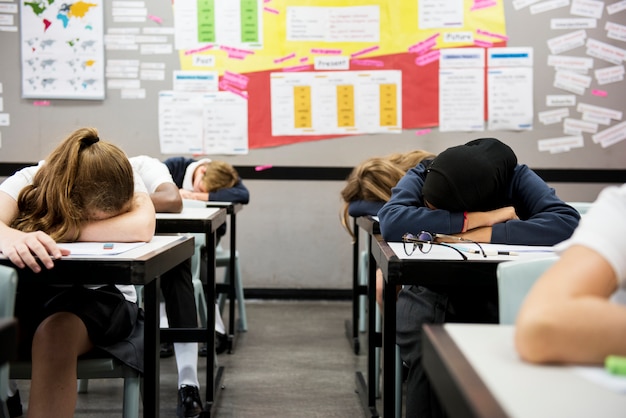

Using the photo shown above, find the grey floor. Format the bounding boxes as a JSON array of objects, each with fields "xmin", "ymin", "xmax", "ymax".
[{"xmin": 13, "ymin": 300, "xmax": 373, "ymax": 418}]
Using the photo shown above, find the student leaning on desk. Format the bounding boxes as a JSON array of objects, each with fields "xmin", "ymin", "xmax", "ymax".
[
  {"xmin": 130, "ymin": 155, "xmax": 214, "ymax": 418},
  {"xmin": 340, "ymin": 149, "xmax": 436, "ymax": 310},
  {"xmin": 377, "ymin": 137, "xmax": 581, "ymax": 418},
  {"xmin": 0, "ymin": 128, "xmax": 155, "ymax": 418},
  {"xmin": 516, "ymin": 183, "xmax": 626, "ymax": 367},
  {"xmin": 163, "ymin": 156, "xmax": 250, "ymax": 204},
  {"xmin": 163, "ymin": 156, "xmax": 249, "ymax": 360}
]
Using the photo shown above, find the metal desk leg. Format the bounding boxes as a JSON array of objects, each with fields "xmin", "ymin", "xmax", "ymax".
[
  {"xmin": 382, "ymin": 273, "xmax": 398, "ymax": 418},
  {"xmin": 346, "ymin": 217, "xmax": 361, "ymax": 354},
  {"xmin": 143, "ymin": 277, "xmax": 161, "ymax": 418}
]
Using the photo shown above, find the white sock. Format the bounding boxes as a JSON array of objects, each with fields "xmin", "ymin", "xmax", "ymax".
[
  {"xmin": 8, "ymin": 379, "xmax": 18, "ymax": 396},
  {"xmin": 160, "ymin": 301, "xmax": 169, "ymax": 328},
  {"xmin": 174, "ymin": 342, "xmax": 200, "ymax": 388},
  {"xmin": 215, "ymin": 303, "xmax": 225, "ymax": 334}
]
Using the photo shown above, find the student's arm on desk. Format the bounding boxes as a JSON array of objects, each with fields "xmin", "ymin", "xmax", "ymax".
[
  {"xmin": 179, "ymin": 189, "xmax": 208, "ymax": 201},
  {"xmin": 515, "ymin": 245, "xmax": 626, "ymax": 364},
  {"xmin": 209, "ymin": 179, "xmax": 249, "ymax": 204},
  {"xmin": 79, "ymin": 192, "xmax": 155, "ymax": 243},
  {"xmin": 0, "ymin": 191, "xmax": 68, "ymax": 272},
  {"xmin": 151, "ymin": 182, "xmax": 183, "ymax": 213}
]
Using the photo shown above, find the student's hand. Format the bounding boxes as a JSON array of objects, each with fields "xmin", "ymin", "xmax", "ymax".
[
  {"xmin": 178, "ymin": 189, "xmax": 195, "ymax": 200},
  {"xmin": 0, "ymin": 230, "xmax": 69, "ymax": 273},
  {"xmin": 178, "ymin": 189, "xmax": 209, "ymax": 201},
  {"xmin": 467, "ymin": 206, "xmax": 518, "ymax": 230},
  {"xmin": 487, "ymin": 206, "xmax": 519, "ymax": 224}
]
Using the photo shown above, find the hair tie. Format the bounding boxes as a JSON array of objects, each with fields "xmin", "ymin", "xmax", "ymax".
[{"xmin": 81, "ymin": 136, "xmax": 99, "ymax": 146}]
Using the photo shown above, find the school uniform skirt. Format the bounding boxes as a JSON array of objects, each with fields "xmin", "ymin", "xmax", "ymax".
[{"xmin": 15, "ymin": 284, "xmax": 144, "ymax": 373}]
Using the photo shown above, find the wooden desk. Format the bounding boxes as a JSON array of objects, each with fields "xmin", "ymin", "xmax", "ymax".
[
  {"xmin": 423, "ymin": 323, "xmax": 626, "ymax": 418},
  {"xmin": 0, "ymin": 234, "xmax": 194, "ymax": 418},
  {"xmin": 365, "ymin": 238, "xmax": 552, "ymax": 418},
  {"xmin": 205, "ymin": 201, "xmax": 244, "ymax": 353},
  {"xmin": 155, "ymin": 206, "xmax": 227, "ymax": 413}
]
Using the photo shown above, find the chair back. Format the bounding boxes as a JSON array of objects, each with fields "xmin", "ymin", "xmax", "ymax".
[
  {"xmin": 0, "ymin": 265, "xmax": 18, "ymax": 406},
  {"xmin": 496, "ymin": 256, "xmax": 559, "ymax": 325},
  {"xmin": 0, "ymin": 265, "xmax": 18, "ymax": 319},
  {"xmin": 567, "ymin": 201, "xmax": 592, "ymax": 215}
]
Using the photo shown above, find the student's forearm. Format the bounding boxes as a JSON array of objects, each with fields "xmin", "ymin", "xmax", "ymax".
[
  {"xmin": 516, "ymin": 299, "xmax": 626, "ymax": 364},
  {"xmin": 516, "ymin": 246, "xmax": 622, "ymax": 364},
  {"xmin": 460, "ymin": 226, "xmax": 492, "ymax": 243},
  {"xmin": 79, "ymin": 193, "xmax": 155, "ymax": 242}
]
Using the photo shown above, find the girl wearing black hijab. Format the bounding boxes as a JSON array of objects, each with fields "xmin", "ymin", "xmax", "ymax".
[{"xmin": 378, "ymin": 138, "xmax": 580, "ymax": 418}]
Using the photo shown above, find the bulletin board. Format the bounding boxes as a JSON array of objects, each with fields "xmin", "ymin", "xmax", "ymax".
[
  {"xmin": 173, "ymin": 0, "xmax": 506, "ymax": 149},
  {"xmin": 0, "ymin": 0, "xmax": 624, "ymax": 171}
]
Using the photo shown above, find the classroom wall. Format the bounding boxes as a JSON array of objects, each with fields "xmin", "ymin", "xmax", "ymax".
[{"xmin": 1, "ymin": 1, "xmax": 625, "ymax": 290}]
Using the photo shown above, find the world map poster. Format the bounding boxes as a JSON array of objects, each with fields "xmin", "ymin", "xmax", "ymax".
[{"xmin": 20, "ymin": 0, "xmax": 105, "ymax": 100}]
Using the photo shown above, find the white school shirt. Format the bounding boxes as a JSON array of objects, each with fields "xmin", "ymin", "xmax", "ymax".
[
  {"xmin": 555, "ymin": 183, "xmax": 626, "ymax": 303},
  {"xmin": 129, "ymin": 155, "xmax": 176, "ymax": 193},
  {"xmin": 0, "ymin": 161, "xmax": 149, "ymax": 303},
  {"xmin": 182, "ymin": 158, "xmax": 211, "ymax": 191}
]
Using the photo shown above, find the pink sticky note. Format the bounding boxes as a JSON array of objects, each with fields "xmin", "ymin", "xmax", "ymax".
[
  {"xmin": 148, "ymin": 15, "xmax": 163, "ymax": 24},
  {"xmin": 415, "ymin": 128, "xmax": 432, "ymax": 136},
  {"xmin": 592, "ymin": 89, "xmax": 607, "ymax": 97},
  {"xmin": 33, "ymin": 100, "xmax": 50, "ymax": 106},
  {"xmin": 351, "ymin": 59, "xmax": 384, "ymax": 67},
  {"xmin": 351, "ymin": 45, "xmax": 380, "ymax": 58},
  {"xmin": 255, "ymin": 164, "xmax": 273, "ymax": 171},
  {"xmin": 274, "ymin": 53, "xmax": 296, "ymax": 64}
]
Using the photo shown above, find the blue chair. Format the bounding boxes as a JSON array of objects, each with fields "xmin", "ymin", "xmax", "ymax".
[
  {"xmin": 567, "ymin": 201, "xmax": 592, "ymax": 215},
  {"xmin": 0, "ymin": 265, "xmax": 18, "ymax": 418},
  {"xmin": 496, "ymin": 256, "xmax": 559, "ymax": 325}
]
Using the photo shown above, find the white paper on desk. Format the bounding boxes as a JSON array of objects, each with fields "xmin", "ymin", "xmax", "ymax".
[
  {"xmin": 573, "ymin": 366, "xmax": 626, "ymax": 395},
  {"xmin": 57, "ymin": 242, "xmax": 146, "ymax": 256},
  {"xmin": 388, "ymin": 242, "xmax": 555, "ymax": 260}
]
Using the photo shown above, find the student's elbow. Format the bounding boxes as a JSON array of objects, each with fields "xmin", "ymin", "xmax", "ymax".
[
  {"xmin": 138, "ymin": 217, "xmax": 156, "ymax": 242},
  {"xmin": 164, "ymin": 195, "xmax": 183, "ymax": 213},
  {"xmin": 514, "ymin": 308, "xmax": 559, "ymax": 363},
  {"xmin": 136, "ymin": 194, "xmax": 157, "ymax": 241}
]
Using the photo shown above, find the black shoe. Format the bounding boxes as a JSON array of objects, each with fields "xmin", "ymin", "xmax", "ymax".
[
  {"xmin": 7, "ymin": 390, "xmax": 23, "ymax": 418},
  {"xmin": 177, "ymin": 385, "xmax": 204, "ymax": 418},
  {"xmin": 216, "ymin": 332, "xmax": 228, "ymax": 355},
  {"xmin": 160, "ymin": 342, "xmax": 174, "ymax": 358},
  {"xmin": 198, "ymin": 332, "xmax": 228, "ymax": 357}
]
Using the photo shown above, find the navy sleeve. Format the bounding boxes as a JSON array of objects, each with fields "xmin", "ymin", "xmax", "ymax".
[
  {"xmin": 378, "ymin": 163, "xmax": 580, "ymax": 245},
  {"xmin": 490, "ymin": 165, "xmax": 580, "ymax": 246},
  {"xmin": 348, "ymin": 200, "xmax": 385, "ymax": 218},
  {"xmin": 209, "ymin": 178, "xmax": 250, "ymax": 204},
  {"xmin": 163, "ymin": 157, "xmax": 194, "ymax": 188},
  {"xmin": 378, "ymin": 162, "xmax": 465, "ymax": 241}
]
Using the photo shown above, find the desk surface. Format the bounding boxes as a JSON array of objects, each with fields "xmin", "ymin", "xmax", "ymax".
[
  {"xmin": 0, "ymin": 235, "xmax": 194, "ymax": 285},
  {"xmin": 424, "ymin": 324, "xmax": 626, "ymax": 418},
  {"xmin": 205, "ymin": 200, "xmax": 243, "ymax": 215},
  {"xmin": 156, "ymin": 207, "xmax": 227, "ymax": 234}
]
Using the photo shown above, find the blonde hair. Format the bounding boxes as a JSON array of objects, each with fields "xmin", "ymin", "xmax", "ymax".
[
  {"xmin": 12, "ymin": 127, "xmax": 134, "ymax": 242},
  {"xmin": 201, "ymin": 160, "xmax": 239, "ymax": 192},
  {"xmin": 340, "ymin": 150, "xmax": 436, "ymax": 239}
]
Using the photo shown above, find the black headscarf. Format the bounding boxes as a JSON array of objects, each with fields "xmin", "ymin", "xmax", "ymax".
[{"xmin": 422, "ymin": 138, "xmax": 517, "ymax": 212}]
